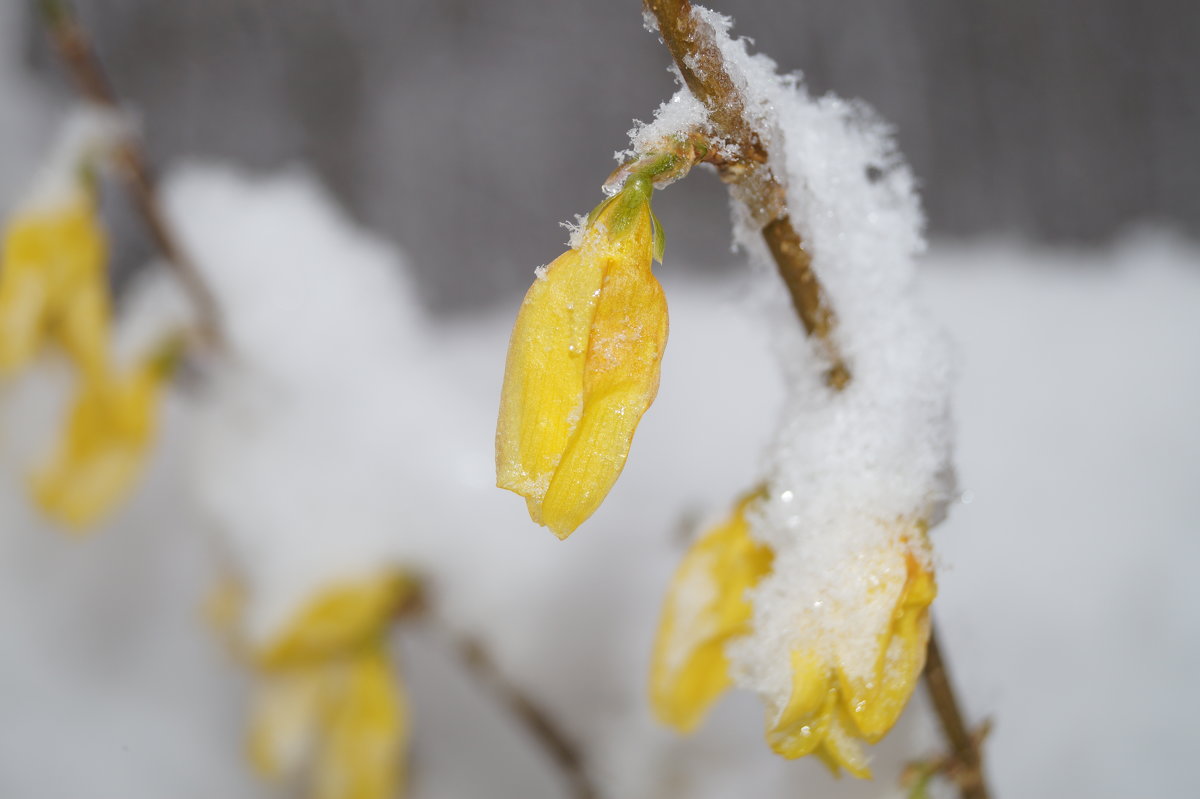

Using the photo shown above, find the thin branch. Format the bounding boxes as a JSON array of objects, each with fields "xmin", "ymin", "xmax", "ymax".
[
  {"xmin": 38, "ymin": 0, "xmax": 224, "ymax": 351},
  {"xmin": 455, "ymin": 634, "xmax": 596, "ymax": 799},
  {"xmin": 643, "ymin": 0, "xmax": 849, "ymax": 389},
  {"xmin": 394, "ymin": 579, "xmax": 595, "ymax": 799},
  {"xmin": 923, "ymin": 622, "xmax": 992, "ymax": 799}
]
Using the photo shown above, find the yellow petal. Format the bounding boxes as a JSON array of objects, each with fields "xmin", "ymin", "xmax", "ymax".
[
  {"xmin": 259, "ymin": 571, "xmax": 415, "ymax": 671},
  {"xmin": 496, "ymin": 248, "xmax": 601, "ymax": 525},
  {"xmin": 32, "ymin": 355, "xmax": 165, "ymax": 530},
  {"xmin": 766, "ymin": 649, "xmax": 837, "ymax": 758},
  {"xmin": 314, "ymin": 644, "xmax": 408, "ymax": 799},
  {"xmin": 54, "ymin": 278, "xmax": 111, "ymax": 380},
  {"xmin": 815, "ymin": 704, "xmax": 873, "ymax": 779},
  {"xmin": 496, "ymin": 183, "xmax": 668, "ymax": 539},
  {"xmin": 651, "ymin": 492, "xmax": 773, "ymax": 731},
  {"xmin": 0, "ymin": 253, "xmax": 53, "ymax": 373},
  {"xmin": 0, "ymin": 191, "xmax": 109, "ymax": 376},
  {"xmin": 248, "ymin": 665, "xmax": 326, "ymax": 778},
  {"xmin": 837, "ymin": 544, "xmax": 936, "ymax": 742}
]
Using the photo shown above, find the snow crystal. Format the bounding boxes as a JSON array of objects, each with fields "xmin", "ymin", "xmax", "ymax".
[
  {"xmin": 619, "ymin": 90, "xmax": 712, "ymax": 166},
  {"xmin": 561, "ymin": 213, "xmax": 588, "ymax": 249},
  {"xmin": 633, "ymin": 7, "xmax": 956, "ymax": 708}
]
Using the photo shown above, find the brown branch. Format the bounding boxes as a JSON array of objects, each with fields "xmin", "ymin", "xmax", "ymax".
[
  {"xmin": 923, "ymin": 622, "xmax": 992, "ymax": 799},
  {"xmin": 453, "ymin": 634, "xmax": 596, "ymax": 799},
  {"xmin": 394, "ymin": 577, "xmax": 595, "ymax": 798},
  {"xmin": 38, "ymin": 0, "xmax": 224, "ymax": 351},
  {"xmin": 646, "ymin": 6, "xmax": 990, "ymax": 795},
  {"xmin": 643, "ymin": 0, "xmax": 849, "ymax": 389}
]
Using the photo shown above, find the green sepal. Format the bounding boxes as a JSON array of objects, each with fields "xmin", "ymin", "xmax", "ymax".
[
  {"xmin": 651, "ymin": 207, "xmax": 666, "ymax": 264},
  {"xmin": 587, "ymin": 175, "xmax": 653, "ymax": 239}
]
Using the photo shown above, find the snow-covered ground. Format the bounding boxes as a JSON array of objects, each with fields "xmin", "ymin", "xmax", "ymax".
[{"xmin": 0, "ymin": 158, "xmax": 1195, "ymax": 797}]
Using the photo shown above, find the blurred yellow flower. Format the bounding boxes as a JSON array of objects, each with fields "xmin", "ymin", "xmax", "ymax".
[
  {"xmin": 246, "ymin": 571, "xmax": 413, "ymax": 799},
  {"xmin": 496, "ymin": 176, "xmax": 668, "ymax": 539},
  {"xmin": 651, "ymin": 496, "xmax": 936, "ymax": 778},
  {"xmin": 650, "ymin": 490, "xmax": 772, "ymax": 731},
  {"xmin": 32, "ymin": 340, "xmax": 177, "ymax": 531},
  {"xmin": 0, "ymin": 186, "xmax": 110, "ymax": 378}
]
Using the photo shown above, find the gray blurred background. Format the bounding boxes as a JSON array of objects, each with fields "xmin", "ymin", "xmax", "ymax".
[{"xmin": 6, "ymin": 0, "xmax": 1199, "ymax": 310}]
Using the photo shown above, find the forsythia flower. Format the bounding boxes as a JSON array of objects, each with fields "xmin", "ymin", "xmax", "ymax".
[
  {"xmin": 650, "ymin": 495, "xmax": 936, "ymax": 778},
  {"xmin": 496, "ymin": 175, "xmax": 668, "ymax": 539},
  {"xmin": 239, "ymin": 571, "xmax": 414, "ymax": 799},
  {"xmin": 0, "ymin": 184, "xmax": 110, "ymax": 378},
  {"xmin": 650, "ymin": 491, "xmax": 773, "ymax": 731},
  {"xmin": 32, "ymin": 339, "xmax": 177, "ymax": 530}
]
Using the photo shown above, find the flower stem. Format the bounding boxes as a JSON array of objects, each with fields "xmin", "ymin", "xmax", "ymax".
[
  {"xmin": 923, "ymin": 622, "xmax": 992, "ymax": 799},
  {"xmin": 37, "ymin": 0, "xmax": 225, "ymax": 352},
  {"xmin": 642, "ymin": 0, "xmax": 849, "ymax": 389}
]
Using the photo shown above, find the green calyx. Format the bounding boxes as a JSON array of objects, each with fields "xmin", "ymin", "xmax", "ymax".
[
  {"xmin": 585, "ymin": 134, "xmax": 713, "ymax": 263},
  {"xmin": 586, "ymin": 173, "xmax": 665, "ymax": 263}
]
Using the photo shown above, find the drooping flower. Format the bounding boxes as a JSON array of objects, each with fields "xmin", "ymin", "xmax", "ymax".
[
  {"xmin": 764, "ymin": 531, "xmax": 935, "ymax": 778},
  {"xmin": 0, "ymin": 183, "xmax": 110, "ymax": 379},
  {"xmin": 650, "ymin": 494, "xmax": 936, "ymax": 778},
  {"xmin": 237, "ymin": 570, "xmax": 414, "ymax": 799},
  {"xmin": 31, "ymin": 337, "xmax": 179, "ymax": 531},
  {"xmin": 650, "ymin": 490, "xmax": 773, "ymax": 731},
  {"xmin": 496, "ymin": 175, "xmax": 668, "ymax": 539}
]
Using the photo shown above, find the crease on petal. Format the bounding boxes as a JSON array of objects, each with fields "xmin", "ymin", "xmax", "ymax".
[
  {"xmin": 496, "ymin": 248, "xmax": 599, "ymax": 519},
  {"xmin": 815, "ymin": 703, "xmax": 873, "ymax": 779}
]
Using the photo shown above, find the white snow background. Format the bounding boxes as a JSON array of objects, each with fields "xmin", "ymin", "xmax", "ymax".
[{"xmin": 0, "ymin": 159, "xmax": 1196, "ymax": 799}]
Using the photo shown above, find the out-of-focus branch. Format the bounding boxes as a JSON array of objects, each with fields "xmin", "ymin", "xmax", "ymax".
[
  {"xmin": 643, "ymin": 0, "xmax": 849, "ymax": 389},
  {"xmin": 395, "ymin": 580, "xmax": 595, "ymax": 799},
  {"xmin": 38, "ymin": 0, "xmax": 224, "ymax": 351},
  {"xmin": 456, "ymin": 635, "xmax": 596, "ymax": 799},
  {"xmin": 923, "ymin": 622, "xmax": 992, "ymax": 799}
]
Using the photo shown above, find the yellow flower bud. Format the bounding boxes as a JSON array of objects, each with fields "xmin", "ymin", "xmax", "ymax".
[
  {"xmin": 31, "ymin": 345, "xmax": 172, "ymax": 531},
  {"xmin": 496, "ymin": 178, "xmax": 668, "ymax": 539},
  {"xmin": 650, "ymin": 491, "xmax": 773, "ymax": 731},
  {"xmin": 242, "ymin": 571, "xmax": 412, "ymax": 799},
  {"xmin": 0, "ymin": 187, "xmax": 110, "ymax": 378}
]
